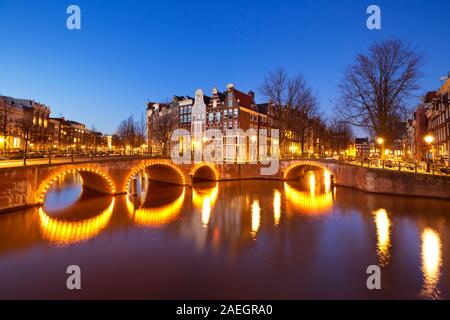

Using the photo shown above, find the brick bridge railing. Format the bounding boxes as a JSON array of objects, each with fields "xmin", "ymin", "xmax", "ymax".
[{"xmin": 1, "ymin": 157, "xmax": 450, "ymax": 213}]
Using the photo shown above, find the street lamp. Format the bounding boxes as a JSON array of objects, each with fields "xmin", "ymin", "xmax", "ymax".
[
  {"xmin": 424, "ymin": 134, "xmax": 434, "ymax": 145},
  {"xmin": 424, "ymin": 134, "xmax": 434, "ymax": 173},
  {"xmin": 376, "ymin": 137, "xmax": 385, "ymax": 163}
]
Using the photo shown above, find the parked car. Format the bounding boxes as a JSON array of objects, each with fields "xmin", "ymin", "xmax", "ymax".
[{"xmin": 384, "ymin": 160, "xmax": 395, "ymax": 168}]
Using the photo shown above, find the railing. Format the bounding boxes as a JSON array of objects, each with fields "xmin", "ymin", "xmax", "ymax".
[
  {"xmin": 0, "ymin": 152, "xmax": 169, "ymax": 168},
  {"xmin": 341, "ymin": 158, "xmax": 450, "ymax": 177}
]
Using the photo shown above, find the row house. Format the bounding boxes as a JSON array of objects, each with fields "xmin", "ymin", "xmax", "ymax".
[
  {"xmin": 406, "ymin": 75, "xmax": 450, "ymax": 163},
  {"xmin": 0, "ymin": 96, "xmax": 51, "ymax": 152},
  {"xmin": 147, "ymin": 84, "xmax": 283, "ymax": 161},
  {"xmin": 427, "ymin": 77, "xmax": 450, "ymax": 162},
  {"xmin": 205, "ymin": 84, "xmax": 279, "ymax": 162}
]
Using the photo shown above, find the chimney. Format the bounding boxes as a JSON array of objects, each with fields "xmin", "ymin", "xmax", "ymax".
[{"xmin": 248, "ymin": 90, "xmax": 255, "ymax": 100}]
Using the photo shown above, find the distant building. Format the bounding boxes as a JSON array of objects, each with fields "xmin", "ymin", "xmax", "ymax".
[
  {"xmin": 428, "ymin": 77, "xmax": 450, "ymax": 163},
  {"xmin": 355, "ymin": 137, "xmax": 370, "ymax": 159},
  {"xmin": 147, "ymin": 84, "xmax": 283, "ymax": 161},
  {"xmin": 0, "ymin": 96, "xmax": 51, "ymax": 152}
]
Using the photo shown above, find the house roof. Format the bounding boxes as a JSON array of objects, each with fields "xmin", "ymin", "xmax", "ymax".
[
  {"xmin": 233, "ymin": 89, "xmax": 254, "ymax": 108},
  {"xmin": 257, "ymin": 103, "xmax": 269, "ymax": 114}
]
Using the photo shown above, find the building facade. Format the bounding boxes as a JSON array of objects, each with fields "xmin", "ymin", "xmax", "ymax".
[{"xmin": 0, "ymin": 96, "xmax": 51, "ymax": 153}]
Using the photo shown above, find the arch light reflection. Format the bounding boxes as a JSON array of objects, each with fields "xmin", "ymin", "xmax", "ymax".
[
  {"xmin": 284, "ymin": 183, "xmax": 333, "ymax": 216},
  {"xmin": 192, "ymin": 183, "xmax": 219, "ymax": 228},
  {"xmin": 421, "ymin": 227, "xmax": 442, "ymax": 299},
  {"xmin": 38, "ymin": 198, "xmax": 115, "ymax": 246},
  {"xmin": 373, "ymin": 208, "xmax": 391, "ymax": 266},
  {"xmin": 251, "ymin": 200, "xmax": 261, "ymax": 238},
  {"xmin": 273, "ymin": 190, "xmax": 281, "ymax": 226},
  {"xmin": 128, "ymin": 188, "xmax": 186, "ymax": 227}
]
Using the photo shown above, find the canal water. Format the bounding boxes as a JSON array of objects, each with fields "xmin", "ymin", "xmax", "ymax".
[{"xmin": 0, "ymin": 171, "xmax": 449, "ymax": 299}]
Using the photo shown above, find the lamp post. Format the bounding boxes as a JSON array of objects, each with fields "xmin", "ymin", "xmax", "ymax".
[
  {"xmin": 376, "ymin": 137, "xmax": 384, "ymax": 166},
  {"xmin": 424, "ymin": 134, "xmax": 434, "ymax": 173}
]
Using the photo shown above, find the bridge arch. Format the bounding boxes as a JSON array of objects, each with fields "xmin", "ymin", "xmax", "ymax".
[
  {"xmin": 37, "ymin": 168, "xmax": 116, "ymax": 204},
  {"xmin": 190, "ymin": 164, "xmax": 219, "ymax": 182},
  {"xmin": 124, "ymin": 160, "xmax": 187, "ymax": 193},
  {"xmin": 283, "ymin": 160, "xmax": 336, "ymax": 182}
]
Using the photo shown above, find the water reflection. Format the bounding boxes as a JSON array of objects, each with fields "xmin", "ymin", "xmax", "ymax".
[
  {"xmin": 373, "ymin": 208, "xmax": 391, "ymax": 266},
  {"xmin": 3, "ymin": 173, "xmax": 450, "ymax": 299},
  {"xmin": 284, "ymin": 184, "xmax": 333, "ymax": 215},
  {"xmin": 38, "ymin": 199, "xmax": 115, "ymax": 246},
  {"xmin": 421, "ymin": 227, "xmax": 442, "ymax": 299},
  {"xmin": 127, "ymin": 183, "xmax": 186, "ymax": 228},
  {"xmin": 273, "ymin": 190, "xmax": 281, "ymax": 226},
  {"xmin": 192, "ymin": 183, "xmax": 219, "ymax": 228},
  {"xmin": 251, "ymin": 200, "xmax": 261, "ymax": 238}
]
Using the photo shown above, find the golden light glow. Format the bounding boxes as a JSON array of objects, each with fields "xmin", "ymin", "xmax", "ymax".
[
  {"xmin": 192, "ymin": 183, "xmax": 219, "ymax": 228},
  {"xmin": 38, "ymin": 198, "xmax": 115, "ymax": 246},
  {"xmin": 190, "ymin": 164, "xmax": 219, "ymax": 181},
  {"xmin": 125, "ymin": 160, "xmax": 187, "ymax": 193},
  {"xmin": 129, "ymin": 188, "xmax": 186, "ymax": 227},
  {"xmin": 308, "ymin": 171, "xmax": 316, "ymax": 196},
  {"xmin": 373, "ymin": 208, "xmax": 391, "ymax": 266},
  {"xmin": 284, "ymin": 182, "xmax": 333, "ymax": 215},
  {"xmin": 421, "ymin": 227, "xmax": 442, "ymax": 299},
  {"xmin": 38, "ymin": 169, "xmax": 116, "ymax": 203},
  {"xmin": 376, "ymin": 137, "xmax": 384, "ymax": 145},
  {"xmin": 284, "ymin": 161, "xmax": 334, "ymax": 181},
  {"xmin": 251, "ymin": 200, "xmax": 261, "ymax": 238},
  {"xmin": 324, "ymin": 170, "xmax": 331, "ymax": 194},
  {"xmin": 273, "ymin": 190, "xmax": 281, "ymax": 226},
  {"xmin": 424, "ymin": 135, "xmax": 434, "ymax": 145}
]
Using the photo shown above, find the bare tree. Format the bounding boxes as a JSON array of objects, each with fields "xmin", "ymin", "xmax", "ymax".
[
  {"xmin": 335, "ymin": 38, "xmax": 423, "ymax": 148},
  {"xmin": 135, "ymin": 113, "xmax": 147, "ymax": 150},
  {"xmin": 329, "ymin": 119, "xmax": 353, "ymax": 155},
  {"xmin": 117, "ymin": 116, "xmax": 136, "ymax": 155},
  {"xmin": 20, "ymin": 112, "xmax": 35, "ymax": 165},
  {"xmin": 0, "ymin": 98, "xmax": 14, "ymax": 156},
  {"xmin": 151, "ymin": 108, "xmax": 178, "ymax": 157},
  {"xmin": 261, "ymin": 68, "xmax": 320, "ymax": 157}
]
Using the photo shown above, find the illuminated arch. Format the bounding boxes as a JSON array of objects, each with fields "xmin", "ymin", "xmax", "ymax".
[
  {"xmin": 37, "ymin": 168, "xmax": 116, "ymax": 204},
  {"xmin": 38, "ymin": 198, "xmax": 115, "ymax": 246},
  {"xmin": 283, "ymin": 160, "xmax": 335, "ymax": 181},
  {"xmin": 124, "ymin": 160, "xmax": 187, "ymax": 192},
  {"xmin": 190, "ymin": 163, "xmax": 219, "ymax": 181}
]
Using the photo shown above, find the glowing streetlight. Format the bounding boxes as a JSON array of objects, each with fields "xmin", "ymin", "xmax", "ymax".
[
  {"xmin": 424, "ymin": 135, "xmax": 434, "ymax": 145},
  {"xmin": 376, "ymin": 137, "xmax": 385, "ymax": 161},
  {"xmin": 424, "ymin": 134, "xmax": 435, "ymax": 172}
]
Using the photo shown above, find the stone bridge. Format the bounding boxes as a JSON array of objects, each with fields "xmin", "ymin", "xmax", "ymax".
[
  {"xmin": 0, "ymin": 157, "xmax": 340, "ymax": 213},
  {"xmin": 1, "ymin": 157, "xmax": 450, "ymax": 213}
]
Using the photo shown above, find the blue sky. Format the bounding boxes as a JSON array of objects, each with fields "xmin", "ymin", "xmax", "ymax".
[{"xmin": 0, "ymin": 0, "xmax": 449, "ymax": 134}]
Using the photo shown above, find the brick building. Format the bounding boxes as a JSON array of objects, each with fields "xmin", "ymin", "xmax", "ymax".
[{"xmin": 0, "ymin": 96, "xmax": 51, "ymax": 152}]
